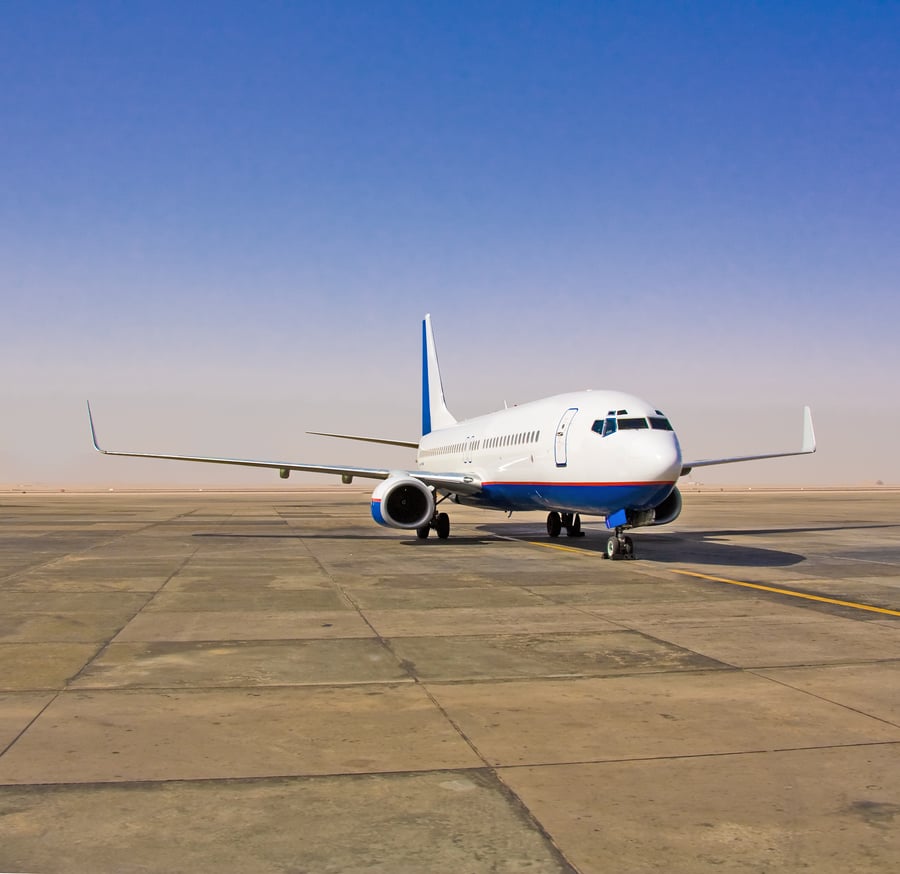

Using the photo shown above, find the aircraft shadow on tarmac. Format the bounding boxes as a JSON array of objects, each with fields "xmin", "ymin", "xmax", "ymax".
[
  {"xmin": 474, "ymin": 524, "xmax": 808, "ymax": 568},
  {"xmin": 193, "ymin": 532, "xmax": 404, "ymax": 542},
  {"xmin": 192, "ymin": 522, "xmax": 898, "ymax": 569},
  {"xmin": 192, "ymin": 532, "xmax": 504, "ymax": 545},
  {"xmin": 627, "ymin": 534, "xmax": 804, "ymax": 567},
  {"xmin": 642, "ymin": 522, "xmax": 900, "ymax": 568},
  {"xmin": 189, "ymin": 529, "xmax": 803, "ymax": 565},
  {"xmin": 681, "ymin": 522, "xmax": 900, "ymax": 538}
]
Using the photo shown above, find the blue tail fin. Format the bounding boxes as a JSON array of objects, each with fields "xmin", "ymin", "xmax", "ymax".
[{"xmin": 422, "ymin": 314, "xmax": 457, "ymax": 436}]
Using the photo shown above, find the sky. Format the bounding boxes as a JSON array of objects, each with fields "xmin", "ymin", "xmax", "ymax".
[{"xmin": 2, "ymin": 1, "xmax": 899, "ymax": 488}]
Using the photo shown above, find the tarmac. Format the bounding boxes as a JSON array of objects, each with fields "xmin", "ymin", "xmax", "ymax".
[{"xmin": 0, "ymin": 488, "xmax": 898, "ymax": 873}]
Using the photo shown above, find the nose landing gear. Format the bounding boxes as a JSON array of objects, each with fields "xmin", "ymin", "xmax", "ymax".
[
  {"xmin": 544, "ymin": 513, "xmax": 636, "ymax": 557},
  {"xmin": 604, "ymin": 529, "xmax": 634, "ymax": 560}
]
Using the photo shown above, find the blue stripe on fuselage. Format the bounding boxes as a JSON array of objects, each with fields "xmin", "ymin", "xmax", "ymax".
[{"xmin": 470, "ymin": 481, "xmax": 675, "ymax": 515}]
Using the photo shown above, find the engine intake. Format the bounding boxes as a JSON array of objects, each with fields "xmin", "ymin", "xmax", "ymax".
[
  {"xmin": 649, "ymin": 486, "xmax": 682, "ymax": 526},
  {"xmin": 624, "ymin": 486, "xmax": 682, "ymax": 529},
  {"xmin": 371, "ymin": 476, "xmax": 435, "ymax": 529}
]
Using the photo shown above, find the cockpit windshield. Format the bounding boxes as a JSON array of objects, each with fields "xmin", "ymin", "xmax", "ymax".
[
  {"xmin": 592, "ymin": 411, "xmax": 673, "ymax": 437},
  {"xmin": 591, "ymin": 416, "xmax": 617, "ymax": 437}
]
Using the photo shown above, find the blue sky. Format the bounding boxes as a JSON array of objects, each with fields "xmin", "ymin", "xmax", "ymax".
[{"xmin": 2, "ymin": 1, "xmax": 898, "ymax": 486}]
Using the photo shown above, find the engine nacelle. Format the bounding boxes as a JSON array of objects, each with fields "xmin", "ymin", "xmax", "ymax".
[
  {"xmin": 623, "ymin": 486, "xmax": 683, "ymax": 529},
  {"xmin": 370, "ymin": 476, "xmax": 435, "ymax": 529},
  {"xmin": 649, "ymin": 486, "xmax": 682, "ymax": 526}
]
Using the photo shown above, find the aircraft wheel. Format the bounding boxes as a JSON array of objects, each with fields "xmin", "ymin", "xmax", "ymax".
[
  {"xmin": 606, "ymin": 535, "xmax": 620, "ymax": 559},
  {"xmin": 623, "ymin": 536, "xmax": 634, "ymax": 558},
  {"xmin": 416, "ymin": 524, "xmax": 430, "ymax": 540},
  {"xmin": 566, "ymin": 514, "xmax": 582, "ymax": 537},
  {"xmin": 547, "ymin": 512, "xmax": 562, "ymax": 538},
  {"xmin": 435, "ymin": 512, "xmax": 450, "ymax": 540}
]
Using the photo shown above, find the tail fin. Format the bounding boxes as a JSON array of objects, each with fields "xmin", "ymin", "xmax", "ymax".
[{"xmin": 422, "ymin": 314, "xmax": 457, "ymax": 435}]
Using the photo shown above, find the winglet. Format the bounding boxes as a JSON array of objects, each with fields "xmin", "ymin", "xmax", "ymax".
[
  {"xmin": 801, "ymin": 405, "xmax": 816, "ymax": 454},
  {"xmin": 86, "ymin": 401, "xmax": 105, "ymax": 453}
]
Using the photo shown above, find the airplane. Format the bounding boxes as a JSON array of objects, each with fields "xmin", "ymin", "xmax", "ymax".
[{"xmin": 87, "ymin": 314, "xmax": 816, "ymax": 559}]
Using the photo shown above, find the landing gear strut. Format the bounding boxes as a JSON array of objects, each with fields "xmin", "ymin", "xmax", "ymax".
[{"xmin": 603, "ymin": 528, "xmax": 634, "ymax": 560}]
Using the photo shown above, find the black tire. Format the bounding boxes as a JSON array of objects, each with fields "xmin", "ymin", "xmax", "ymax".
[
  {"xmin": 606, "ymin": 535, "xmax": 620, "ymax": 559},
  {"xmin": 624, "ymin": 535, "xmax": 634, "ymax": 558},
  {"xmin": 416, "ymin": 524, "xmax": 430, "ymax": 540},
  {"xmin": 566, "ymin": 514, "xmax": 582, "ymax": 537},
  {"xmin": 435, "ymin": 512, "xmax": 450, "ymax": 540},
  {"xmin": 547, "ymin": 512, "xmax": 562, "ymax": 538}
]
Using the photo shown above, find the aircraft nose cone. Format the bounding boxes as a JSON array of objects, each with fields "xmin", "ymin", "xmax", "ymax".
[{"xmin": 649, "ymin": 434, "xmax": 682, "ymax": 481}]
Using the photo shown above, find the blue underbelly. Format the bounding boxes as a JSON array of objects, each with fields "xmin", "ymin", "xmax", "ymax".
[{"xmin": 465, "ymin": 481, "xmax": 675, "ymax": 515}]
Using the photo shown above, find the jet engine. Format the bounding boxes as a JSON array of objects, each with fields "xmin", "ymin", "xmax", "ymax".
[
  {"xmin": 622, "ymin": 486, "xmax": 683, "ymax": 529},
  {"xmin": 370, "ymin": 476, "xmax": 435, "ymax": 529},
  {"xmin": 648, "ymin": 486, "xmax": 682, "ymax": 526}
]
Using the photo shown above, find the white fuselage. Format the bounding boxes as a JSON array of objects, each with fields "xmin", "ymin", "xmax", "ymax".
[{"xmin": 416, "ymin": 390, "xmax": 682, "ymax": 516}]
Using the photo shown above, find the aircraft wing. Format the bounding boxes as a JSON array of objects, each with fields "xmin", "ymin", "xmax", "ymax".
[
  {"xmin": 87, "ymin": 403, "xmax": 481, "ymax": 494},
  {"xmin": 681, "ymin": 406, "xmax": 816, "ymax": 476}
]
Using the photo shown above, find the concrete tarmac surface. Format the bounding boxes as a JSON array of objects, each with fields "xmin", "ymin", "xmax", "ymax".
[{"xmin": 0, "ymin": 488, "xmax": 898, "ymax": 873}]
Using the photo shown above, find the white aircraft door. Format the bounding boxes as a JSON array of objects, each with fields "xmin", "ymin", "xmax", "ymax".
[
  {"xmin": 464, "ymin": 435, "xmax": 475, "ymax": 465},
  {"xmin": 554, "ymin": 408, "xmax": 578, "ymax": 467}
]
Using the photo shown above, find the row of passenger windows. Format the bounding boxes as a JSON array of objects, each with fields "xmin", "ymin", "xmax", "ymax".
[
  {"xmin": 420, "ymin": 430, "xmax": 541, "ymax": 459},
  {"xmin": 484, "ymin": 430, "xmax": 540, "ymax": 449}
]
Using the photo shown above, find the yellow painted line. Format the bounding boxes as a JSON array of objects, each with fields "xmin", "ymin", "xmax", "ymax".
[
  {"xmin": 671, "ymin": 569, "xmax": 900, "ymax": 617},
  {"xmin": 494, "ymin": 535, "xmax": 597, "ymax": 556},
  {"xmin": 525, "ymin": 540, "xmax": 596, "ymax": 555},
  {"xmin": 498, "ymin": 535, "xmax": 900, "ymax": 617}
]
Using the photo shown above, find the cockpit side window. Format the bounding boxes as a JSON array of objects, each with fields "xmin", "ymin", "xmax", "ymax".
[
  {"xmin": 649, "ymin": 416, "xmax": 673, "ymax": 431},
  {"xmin": 591, "ymin": 417, "xmax": 618, "ymax": 437}
]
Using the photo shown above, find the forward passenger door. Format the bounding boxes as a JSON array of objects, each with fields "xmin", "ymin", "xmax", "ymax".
[{"xmin": 554, "ymin": 408, "xmax": 578, "ymax": 467}]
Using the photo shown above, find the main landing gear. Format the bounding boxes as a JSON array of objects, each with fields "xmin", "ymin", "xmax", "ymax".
[
  {"xmin": 604, "ymin": 528, "xmax": 634, "ymax": 560},
  {"xmin": 546, "ymin": 512, "xmax": 584, "ymax": 538},
  {"xmin": 416, "ymin": 511, "xmax": 450, "ymax": 540}
]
